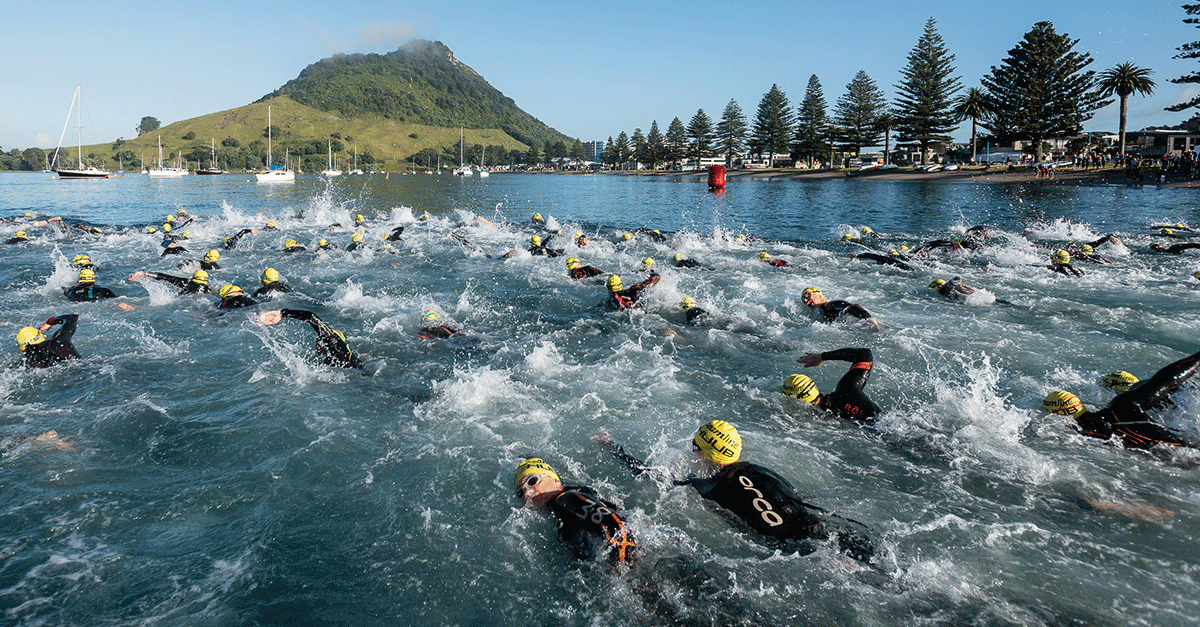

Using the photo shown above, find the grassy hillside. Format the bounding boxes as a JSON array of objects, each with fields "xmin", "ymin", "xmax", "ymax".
[{"xmin": 63, "ymin": 96, "xmax": 533, "ymax": 172}]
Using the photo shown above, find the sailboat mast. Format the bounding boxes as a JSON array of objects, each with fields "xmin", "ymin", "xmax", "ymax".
[
  {"xmin": 267, "ymin": 106, "xmax": 273, "ymax": 169},
  {"xmin": 77, "ymin": 85, "xmax": 83, "ymax": 168}
]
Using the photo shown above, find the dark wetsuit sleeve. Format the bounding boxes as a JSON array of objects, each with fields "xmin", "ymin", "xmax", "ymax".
[
  {"xmin": 1167, "ymin": 243, "xmax": 1200, "ymax": 254},
  {"xmin": 1112, "ymin": 350, "xmax": 1200, "ymax": 421},
  {"xmin": 821, "ymin": 301, "xmax": 872, "ymax": 322},
  {"xmin": 281, "ymin": 309, "xmax": 360, "ymax": 368},
  {"xmin": 148, "ymin": 272, "xmax": 188, "ymax": 289},
  {"xmin": 550, "ymin": 487, "xmax": 636, "ymax": 563},
  {"xmin": 1084, "ymin": 235, "xmax": 1116, "ymax": 247},
  {"xmin": 47, "ymin": 314, "xmax": 81, "ymax": 362},
  {"xmin": 223, "ymin": 229, "xmax": 252, "ymax": 250},
  {"xmin": 819, "ymin": 348, "xmax": 882, "ymax": 421},
  {"xmin": 624, "ymin": 274, "xmax": 661, "ymax": 301},
  {"xmin": 603, "ymin": 444, "xmax": 654, "ymax": 476}
]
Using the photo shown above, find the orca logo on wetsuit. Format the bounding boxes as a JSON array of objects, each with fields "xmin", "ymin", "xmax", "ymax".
[{"xmin": 737, "ymin": 474, "xmax": 784, "ymax": 527}]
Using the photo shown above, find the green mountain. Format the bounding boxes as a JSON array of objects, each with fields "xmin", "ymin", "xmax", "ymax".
[{"xmin": 259, "ymin": 39, "xmax": 571, "ymax": 150}]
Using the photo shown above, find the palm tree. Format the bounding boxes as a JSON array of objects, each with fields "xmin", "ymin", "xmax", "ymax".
[
  {"xmin": 1098, "ymin": 62, "xmax": 1156, "ymax": 158},
  {"xmin": 952, "ymin": 87, "xmax": 993, "ymax": 164},
  {"xmin": 876, "ymin": 112, "xmax": 895, "ymax": 165}
]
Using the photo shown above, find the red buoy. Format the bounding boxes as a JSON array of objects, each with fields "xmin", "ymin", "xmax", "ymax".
[{"xmin": 708, "ymin": 165, "xmax": 727, "ymax": 189}]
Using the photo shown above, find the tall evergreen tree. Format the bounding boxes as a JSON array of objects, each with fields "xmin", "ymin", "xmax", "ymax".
[
  {"xmin": 630, "ymin": 128, "xmax": 646, "ymax": 168},
  {"xmin": 686, "ymin": 109, "xmax": 715, "ymax": 167},
  {"xmin": 715, "ymin": 99, "xmax": 747, "ymax": 168},
  {"xmin": 894, "ymin": 18, "xmax": 962, "ymax": 165},
  {"xmin": 644, "ymin": 121, "xmax": 665, "ymax": 169},
  {"xmin": 665, "ymin": 117, "xmax": 688, "ymax": 168},
  {"xmin": 603, "ymin": 136, "xmax": 617, "ymax": 168},
  {"xmin": 1168, "ymin": 3, "xmax": 1200, "ymax": 113},
  {"xmin": 834, "ymin": 70, "xmax": 888, "ymax": 157},
  {"xmin": 980, "ymin": 21, "xmax": 1110, "ymax": 162},
  {"xmin": 751, "ymin": 84, "xmax": 795, "ymax": 167},
  {"xmin": 953, "ymin": 87, "xmax": 994, "ymax": 163},
  {"xmin": 614, "ymin": 131, "xmax": 631, "ymax": 169},
  {"xmin": 1098, "ymin": 63, "xmax": 1156, "ymax": 157},
  {"xmin": 793, "ymin": 74, "xmax": 829, "ymax": 167},
  {"xmin": 527, "ymin": 142, "xmax": 541, "ymax": 166}
]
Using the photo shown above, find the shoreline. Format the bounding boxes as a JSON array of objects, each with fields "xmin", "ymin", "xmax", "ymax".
[{"xmin": 599, "ymin": 165, "xmax": 1200, "ymax": 188}]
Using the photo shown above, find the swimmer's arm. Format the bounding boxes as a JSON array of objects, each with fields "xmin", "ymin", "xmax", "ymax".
[{"xmin": 590, "ymin": 432, "xmax": 654, "ymax": 476}]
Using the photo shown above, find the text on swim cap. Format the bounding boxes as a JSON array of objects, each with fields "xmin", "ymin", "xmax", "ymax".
[
  {"xmin": 738, "ymin": 475, "xmax": 784, "ymax": 527},
  {"xmin": 698, "ymin": 430, "xmax": 736, "ymax": 459}
]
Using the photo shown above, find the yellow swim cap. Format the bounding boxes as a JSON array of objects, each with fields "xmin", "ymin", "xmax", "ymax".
[
  {"xmin": 532, "ymin": 213, "xmax": 543, "ymax": 221},
  {"xmin": 355, "ymin": 214, "xmax": 364, "ymax": 223},
  {"xmin": 73, "ymin": 254, "xmax": 90, "ymax": 265},
  {"xmin": 565, "ymin": 257, "xmax": 581, "ymax": 270},
  {"xmin": 622, "ymin": 232, "xmax": 632, "ymax": 241},
  {"xmin": 165, "ymin": 215, "xmax": 175, "ymax": 223},
  {"xmin": 641, "ymin": 257, "xmax": 654, "ymax": 268},
  {"xmin": 841, "ymin": 234, "xmax": 853, "ymax": 241},
  {"xmin": 351, "ymin": 233, "xmax": 364, "ymax": 242},
  {"xmin": 1100, "ymin": 371, "xmax": 1139, "ymax": 393},
  {"xmin": 1161, "ymin": 227, "xmax": 1174, "ymax": 235},
  {"xmin": 1043, "ymin": 391, "xmax": 1084, "ymax": 416},
  {"xmin": 77, "ymin": 269, "xmax": 96, "ymax": 284},
  {"xmin": 1052, "ymin": 249, "xmax": 1070, "ymax": 265},
  {"xmin": 422, "ymin": 310, "xmax": 439, "ymax": 322},
  {"xmin": 162, "ymin": 224, "xmax": 172, "ymax": 232},
  {"xmin": 929, "ymin": 279, "xmax": 947, "ymax": 290},
  {"xmin": 266, "ymin": 221, "xmax": 277, "ymax": 228},
  {"xmin": 607, "ymin": 274, "xmax": 623, "ymax": 293},
  {"xmin": 16, "ymin": 327, "xmax": 46, "ymax": 350},
  {"xmin": 179, "ymin": 231, "xmax": 187, "ymax": 239},
  {"xmin": 261, "ymin": 268, "xmax": 280, "ymax": 284},
  {"xmin": 888, "ymin": 249, "xmax": 899, "ymax": 255},
  {"xmin": 782, "ymin": 374, "xmax": 820, "ymax": 402},
  {"xmin": 218, "ymin": 285, "xmax": 243, "ymax": 299},
  {"xmin": 680, "ymin": 297, "xmax": 697, "ymax": 310},
  {"xmin": 285, "ymin": 239, "xmax": 297, "ymax": 248},
  {"xmin": 862, "ymin": 226, "xmax": 874, "ymax": 234},
  {"xmin": 318, "ymin": 239, "xmax": 329, "ymax": 247},
  {"xmin": 758, "ymin": 252, "xmax": 771, "ymax": 261},
  {"xmin": 531, "ymin": 235, "xmax": 542, "ymax": 247},
  {"xmin": 204, "ymin": 250, "xmax": 219, "ymax": 263},
  {"xmin": 514, "ymin": 458, "xmax": 558, "ymax": 493},
  {"xmin": 146, "ymin": 227, "xmax": 157, "ymax": 234},
  {"xmin": 673, "ymin": 253, "xmax": 684, "ymax": 262},
  {"xmin": 1193, "ymin": 270, "xmax": 1200, "ymax": 280},
  {"xmin": 177, "ymin": 209, "xmax": 187, "ymax": 215},
  {"xmin": 192, "ymin": 270, "xmax": 209, "ymax": 285},
  {"xmin": 692, "ymin": 420, "xmax": 741, "ymax": 465},
  {"xmin": 15, "ymin": 231, "xmax": 26, "ymax": 238},
  {"xmin": 1080, "ymin": 244, "xmax": 1094, "ymax": 254}
]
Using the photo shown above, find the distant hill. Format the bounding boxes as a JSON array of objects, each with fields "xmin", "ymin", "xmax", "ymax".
[
  {"xmin": 260, "ymin": 40, "xmax": 571, "ymax": 150},
  {"xmin": 40, "ymin": 40, "xmax": 573, "ymax": 173}
]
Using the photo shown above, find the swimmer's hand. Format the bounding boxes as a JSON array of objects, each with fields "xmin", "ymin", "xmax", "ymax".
[
  {"xmin": 590, "ymin": 432, "xmax": 614, "ymax": 447},
  {"xmin": 116, "ymin": 302, "xmax": 136, "ymax": 312},
  {"xmin": 257, "ymin": 310, "xmax": 283, "ymax": 326},
  {"xmin": 797, "ymin": 352, "xmax": 824, "ymax": 367},
  {"xmin": 128, "ymin": 270, "xmax": 146, "ymax": 281}
]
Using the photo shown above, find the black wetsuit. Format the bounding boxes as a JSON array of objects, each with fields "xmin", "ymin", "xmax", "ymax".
[
  {"xmin": 851, "ymin": 252, "xmax": 914, "ymax": 271},
  {"xmin": 218, "ymin": 294, "xmax": 257, "ymax": 309},
  {"xmin": 279, "ymin": 309, "xmax": 363, "ymax": 368},
  {"xmin": 21, "ymin": 315, "xmax": 81, "ymax": 369},
  {"xmin": 178, "ymin": 259, "xmax": 220, "ymax": 271},
  {"xmin": 813, "ymin": 300, "xmax": 874, "ymax": 324},
  {"xmin": 1151, "ymin": 243, "xmax": 1200, "ymax": 255},
  {"xmin": 685, "ymin": 307, "xmax": 713, "ymax": 326},
  {"xmin": 346, "ymin": 241, "xmax": 365, "ymax": 252},
  {"xmin": 569, "ymin": 265, "xmax": 605, "ymax": 279},
  {"xmin": 674, "ymin": 258, "xmax": 703, "ymax": 268},
  {"xmin": 813, "ymin": 348, "xmax": 882, "ymax": 423},
  {"xmin": 762, "ymin": 259, "xmax": 791, "ymax": 267},
  {"xmin": 7, "ymin": 236, "xmax": 28, "ymax": 244},
  {"xmin": 64, "ymin": 284, "xmax": 116, "ymax": 302},
  {"xmin": 633, "ymin": 228, "xmax": 667, "ymax": 242},
  {"xmin": 385, "ymin": 226, "xmax": 405, "ymax": 242},
  {"xmin": 530, "ymin": 238, "xmax": 561, "ymax": 257},
  {"xmin": 608, "ymin": 274, "xmax": 661, "ymax": 310},
  {"xmin": 1049, "ymin": 263, "xmax": 1084, "ymax": 277},
  {"xmin": 418, "ymin": 323, "xmax": 460, "ymax": 339},
  {"xmin": 1073, "ymin": 253, "xmax": 1111, "ymax": 264},
  {"xmin": 284, "ymin": 245, "xmax": 308, "ymax": 253},
  {"xmin": 1073, "ymin": 350, "xmax": 1200, "ymax": 449},
  {"xmin": 223, "ymin": 229, "xmax": 254, "ymax": 250},
  {"xmin": 548, "ymin": 486, "xmax": 637, "ymax": 564},
  {"xmin": 680, "ymin": 462, "xmax": 874, "ymax": 561},
  {"xmin": 160, "ymin": 242, "xmax": 187, "ymax": 256},
  {"xmin": 147, "ymin": 272, "xmax": 211, "ymax": 294},
  {"xmin": 253, "ymin": 282, "xmax": 292, "ymax": 297}
]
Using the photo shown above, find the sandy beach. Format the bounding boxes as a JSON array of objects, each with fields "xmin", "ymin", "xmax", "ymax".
[{"xmin": 605, "ymin": 165, "xmax": 1200, "ymax": 188}]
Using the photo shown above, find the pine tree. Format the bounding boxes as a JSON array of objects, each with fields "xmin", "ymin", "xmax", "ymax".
[
  {"xmin": 894, "ymin": 18, "xmax": 962, "ymax": 165},
  {"xmin": 980, "ymin": 21, "xmax": 1110, "ymax": 162},
  {"xmin": 614, "ymin": 131, "xmax": 631, "ymax": 169},
  {"xmin": 793, "ymin": 74, "xmax": 829, "ymax": 167},
  {"xmin": 603, "ymin": 136, "xmax": 616, "ymax": 168},
  {"xmin": 751, "ymin": 84, "xmax": 795, "ymax": 167},
  {"xmin": 630, "ymin": 128, "xmax": 646, "ymax": 169},
  {"xmin": 644, "ymin": 121, "xmax": 665, "ymax": 169},
  {"xmin": 715, "ymin": 99, "xmax": 747, "ymax": 168},
  {"xmin": 834, "ymin": 70, "xmax": 887, "ymax": 157},
  {"xmin": 1168, "ymin": 3, "xmax": 1200, "ymax": 112},
  {"xmin": 686, "ymin": 109, "xmax": 715, "ymax": 168},
  {"xmin": 665, "ymin": 117, "xmax": 688, "ymax": 168}
]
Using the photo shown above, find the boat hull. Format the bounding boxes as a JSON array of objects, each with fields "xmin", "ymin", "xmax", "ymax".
[{"xmin": 57, "ymin": 169, "xmax": 110, "ymax": 179}]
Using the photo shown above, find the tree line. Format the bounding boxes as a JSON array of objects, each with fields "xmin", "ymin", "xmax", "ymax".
[{"xmin": 602, "ymin": 12, "xmax": 1200, "ymax": 170}]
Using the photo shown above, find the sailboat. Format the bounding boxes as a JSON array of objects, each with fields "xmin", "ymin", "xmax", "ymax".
[
  {"xmin": 478, "ymin": 144, "xmax": 490, "ymax": 177},
  {"xmin": 51, "ymin": 84, "xmax": 111, "ymax": 179},
  {"xmin": 348, "ymin": 145, "xmax": 363, "ymax": 175},
  {"xmin": 196, "ymin": 138, "xmax": 223, "ymax": 175},
  {"xmin": 255, "ymin": 105, "xmax": 295, "ymax": 182},
  {"xmin": 321, "ymin": 139, "xmax": 342, "ymax": 176},
  {"xmin": 148, "ymin": 135, "xmax": 187, "ymax": 177},
  {"xmin": 453, "ymin": 127, "xmax": 471, "ymax": 177}
]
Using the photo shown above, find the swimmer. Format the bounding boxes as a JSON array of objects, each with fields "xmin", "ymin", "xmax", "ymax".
[
  {"xmin": 222, "ymin": 228, "xmax": 258, "ymax": 250},
  {"xmin": 528, "ymin": 234, "xmax": 561, "ymax": 257},
  {"xmin": 574, "ymin": 232, "xmax": 589, "ymax": 247},
  {"xmin": 784, "ymin": 348, "xmax": 882, "ymax": 424},
  {"xmin": 354, "ymin": 214, "xmax": 366, "ymax": 227},
  {"xmin": 800, "ymin": 287, "xmax": 882, "ymax": 331},
  {"xmin": 346, "ymin": 232, "xmax": 365, "ymax": 251},
  {"xmin": 639, "ymin": 257, "xmax": 655, "ymax": 273},
  {"xmin": 15, "ymin": 314, "xmax": 81, "ymax": 368},
  {"xmin": 446, "ymin": 232, "xmax": 488, "ymax": 256},
  {"xmin": 316, "ymin": 239, "xmax": 338, "ymax": 252},
  {"xmin": 632, "ymin": 227, "xmax": 666, "ymax": 242},
  {"xmin": 606, "ymin": 272, "xmax": 660, "ymax": 310},
  {"xmin": 1072, "ymin": 244, "xmax": 1112, "ymax": 264},
  {"xmin": 64, "ymin": 269, "xmax": 116, "ymax": 302},
  {"xmin": 7, "ymin": 230, "xmax": 28, "ymax": 244},
  {"xmin": 1100, "ymin": 371, "xmax": 1140, "ymax": 393},
  {"xmin": 129, "ymin": 269, "xmax": 212, "ymax": 294},
  {"xmin": 757, "ymin": 252, "xmax": 790, "ymax": 267},
  {"xmin": 1048, "ymin": 249, "xmax": 1084, "ymax": 277},
  {"xmin": 254, "ymin": 268, "xmax": 292, "ymax": 297},
  {"xmin": 72, "ymin": 254, "xmax": 98, "ymax": 270},
  {"xmin": 1043, "ymin": 349, "xmax": 1200, "ymax": 449},
  {"xmin": 848, "ymin": 252, "xmax": 914, "ymax": 271},
  {"xmin": 672, "ymin": 253, "xmax": 704, "ymax": 269},
  {"xmin": 513, "ymin": 457, "xmax": 636, "ymax": 564},
  {"xmin": 679, "ymin": 297, "xmax": 712, "ymax": 326},
  {"xmin": 565, "ymin": 257, "xmax": 604, "ymax": 280},
  {"xmin": 592, "ymin": 422, "xmax": 874, "ymax": 562},
  {"xmin": 263, "ymin": 221, "xmax": 279, "ymax": 231},
  {"xmin": 193, "ymin": 250, "xmax": 220, "ymax": 271},
  {"xmin": 258, "ymin": 309, "xmax": 363, "ymax": 368},
  {"xmin": 73, "ymin": 224, "xmax": 103, "ymax": 236},
  {"xmin": 531, "ymin": 212, "xmax": 545, "ymax": 226},
  {"xmin": 1148, "ymin": 242, "xmax": 1200, "ymax": 254},
  {"xmin": 417, "ymin": 310, "xmax": 460, "ymax": 339},
  {"xmin": 282, "ymin": 239, "xmax": 307, "ymax": 253},
  {"xmin": 216, "ymin": 285, "xmax": 257, "ymax": 309},
  {"xmin": 160, "ymin": 238, "xmax": 187, "ymax": 257},
  {"xmin": 384, "ymin": 226, "xmax": 405, "ymax": 242}
]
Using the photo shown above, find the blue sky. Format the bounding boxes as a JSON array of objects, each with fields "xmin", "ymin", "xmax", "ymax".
[{"xmin": 3, "ymin": 1, "xmax": 1197, "ymax": 150}]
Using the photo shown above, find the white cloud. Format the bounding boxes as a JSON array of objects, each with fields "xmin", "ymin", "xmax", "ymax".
[{"xmin": 356, "ymin": 21, "xmax": 420, "ymax": 50}]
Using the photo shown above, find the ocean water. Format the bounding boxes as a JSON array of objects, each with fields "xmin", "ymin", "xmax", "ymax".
[{"xmin": 0, "ymin": 171, "xmax": 1198, "ymax": 626}]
